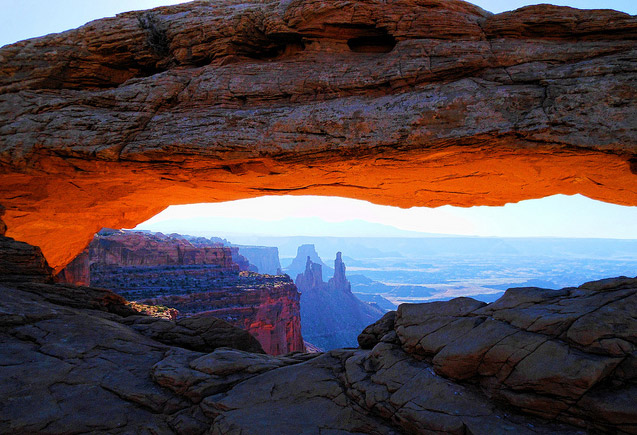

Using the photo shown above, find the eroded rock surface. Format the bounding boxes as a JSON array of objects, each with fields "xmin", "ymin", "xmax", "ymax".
[
  {"xmin": 122, "ymin": 312, "xmax": 265, "ymax": 354},
  {"xmin": 0, "ymin": 0, "xmax": 635, "ymax": 271},
  {"xmin": 59, "ymin": 229, "xmax": 305, "ymax": 355},
  {"xmin": 0, "ymin": 233, "xmax": 269, "ymax": 434},
  {"xmin": 2, "ymin": 232, "xmax": 635, "ymax": 433},
  {"xmin": 382, "ymin": 280, "xmax": 637, "ymax": 432},
  {"xmin": 0, "ymin": 235, "xmax": 53, "ymax": 284}
]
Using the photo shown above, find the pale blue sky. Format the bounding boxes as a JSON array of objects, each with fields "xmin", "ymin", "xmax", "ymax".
[
  {"xmin": 2, "ymin": 1, "xmax": 636, "ymax": 239},
  {"xmin": 137, "ymin": 195, "xmax": 637, "ymax": 239},
  {"xmin": 0, "ymin": 0, "xmax": 635, "ymax": 47}
]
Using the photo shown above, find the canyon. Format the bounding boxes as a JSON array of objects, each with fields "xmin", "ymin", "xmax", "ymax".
[
  {"xmin": 59, "ymin": 229, "xmax": 304, "ymax": 355},
  {"xmin": 293, "ymin": 245, "xmax": 385, "ymax": 350},
  {"xmin": 1, "ymin": 222, "xmax": 635, "ymax": 433},
  {"xmin": 0, "ymin": 0, "xmax": 636, "ymax": 433}
]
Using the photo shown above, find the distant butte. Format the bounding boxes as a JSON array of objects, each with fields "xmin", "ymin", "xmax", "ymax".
[{"xmin": 0, "ymin": 0, "xmax": 636, "ymax": 273}]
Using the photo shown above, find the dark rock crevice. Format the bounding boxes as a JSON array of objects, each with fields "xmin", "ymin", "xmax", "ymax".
[{"xmin": 137, "ymin": 12, "xmax": 171, "ymax": 57}]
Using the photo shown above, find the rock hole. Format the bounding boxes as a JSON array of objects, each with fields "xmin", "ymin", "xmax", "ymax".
[
  {"xmin": 244, "ymin": 33, "xmax": 305, "ymax": 60},
  {"xmin": 137, "ymin": 12, "xmax": 170, "ymax": 57},
  {"xmin": 347, "ymin": 30, "xmax": 396, "ymax": 54}
]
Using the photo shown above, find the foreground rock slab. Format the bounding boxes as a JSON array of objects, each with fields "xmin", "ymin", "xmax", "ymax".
[
  {"xmin": 0, "ymin": 0, "xmax": 636, "ymax": 271},
  {"xmin": 367, "ymin": 277, "xmax": 637, "ymax": 433},
  {"xmin": 0, "ymin": 233, "xmax": 266, "ymax": 433},
  {"xmin": 2, "ymin": 232, "xmax": 635, "ymax": 433}
]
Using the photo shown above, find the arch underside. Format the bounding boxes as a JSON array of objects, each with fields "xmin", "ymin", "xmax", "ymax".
[{"xmin": 2, "ymin": 143, "xmax": 635, "ymax": 272}]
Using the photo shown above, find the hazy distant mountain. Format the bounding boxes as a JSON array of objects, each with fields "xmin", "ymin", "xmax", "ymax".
[
  {"xmin": 138, "ymin": 215, "xmax": 637, "ymax": 260},
  {"xmin": 251, "ymin": 236, "xmax": 637, "ymax": 260},
  {"xmin": 137, "ymin": 216, "xmax": 437, "ymax": 239}
]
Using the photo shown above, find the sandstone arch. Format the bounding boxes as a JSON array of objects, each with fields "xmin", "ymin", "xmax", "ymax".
[{"xmin": 0, "ymin": 0, "xmax": 636, "ymax": 272}]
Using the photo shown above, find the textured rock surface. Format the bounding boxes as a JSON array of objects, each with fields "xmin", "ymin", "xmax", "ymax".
[
  {"xmin": 377, "ymin": 279, "xmax": 637, "ymax": 433},
  {"xmin": 0, "ymin": 234, "xmax": 270, "ymax": 434},
  {"xmin": 122, "ymin": 312, "xmax": 265, "ymax": 354},
  {"xmin": 0, "ymin": 0, "xmax": 635, "ymax": 272},
  {"xmin": 60, "ymin": 229, "xmax": 305, "ymax": 355},
  {"xmin": 358, "ymin": 310, "xmax": 397, "ymax": 349},
  {"xmin": 0, "ymin": 235, "xmax": 53, "ymax": 283},
  {"xmin": 139, "ymin": 276, "xmax": 305, "ymax": 355},
  {"xmin": 2, "ymin": 233, "xmax": 636, "ymax": 433},
  {"xmin": 296, "ymin": 251, "xmax": 384, "ymax": 350}
]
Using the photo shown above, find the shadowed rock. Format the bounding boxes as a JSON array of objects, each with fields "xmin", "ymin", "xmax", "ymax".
[
  {"xmin": 392, "ymin": 279, "xmax": 637, "ymax": 430},
  {"xmin": 2, "ymin": 231, "xmax": 635, "ymax": 433},
  {"xmin": 357, "ymin": 311, "xmax": 397, "ymax": 349},
  {"xmin": 122, "ymin": 313, "xmax": 265, "ymax": 354}
]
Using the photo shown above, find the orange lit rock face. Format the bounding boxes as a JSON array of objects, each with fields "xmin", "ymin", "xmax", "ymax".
[
  {"xmin": 140, "ymin": 281, "xmax": 305, "ymax": 355},
  {"xmin": 59, "ymin": 230, "xmax": 305, "ymax": 355},
  {"xmin": 87, "ymin": 230, "xmax": 237, "ymax": 270},
  {"xmin": 0, "ymin": 1, "xmax": 636, "ymax": 271}
]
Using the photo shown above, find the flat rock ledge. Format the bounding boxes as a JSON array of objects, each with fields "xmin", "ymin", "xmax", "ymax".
[
  {"xmin": 360, "ymin": 277, "xmax": 637, "ymax": 433},
  {"xmin": 1, "ymin": 234, "xmax": 635, "ymax": 433}
]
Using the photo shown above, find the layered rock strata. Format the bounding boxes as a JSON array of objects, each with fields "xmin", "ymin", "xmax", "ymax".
[
  {"xmin": 58, "ymin": 229, "xmax": 244, "ymax": 286},
  {"xmin": 59, "ymin": 229, "xmax": 305, "ymax": 355},
  {"xmin": 296, "ymin": 250, "xmax": 384, "ymax": 350},
  {"xmin": 0, "ymin": 235, "xmax": 53, "ymax": 284},
  {"xmin": 3, "ymin": 233, "xmax": 635, "ymax": 433},
  {"xmin": 359, "ymin": 278, "xmax": 637, "ymax": 433},
  {"xmin": 137, "ymin": 274, "xmax": 304, "ymax": 356},
  {"xmin": 0, "ymin": 0, "xmax": 635, "ymax": 272}
]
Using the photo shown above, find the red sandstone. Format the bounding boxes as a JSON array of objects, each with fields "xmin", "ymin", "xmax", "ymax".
[{"xmin": 0, "ymin": 0, "xmax": 634, "ymax": 272}]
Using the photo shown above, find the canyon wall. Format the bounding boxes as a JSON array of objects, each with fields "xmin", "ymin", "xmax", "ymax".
[
  {"xmin": 56, "ymin": 249, "xmax": 90, "ymax": 286},
  {"xmin": 295, "ymin": 248, "xmax": 384, "ymax": 350},
  {"xmin": 90, "ymin": 229, "xmax": 239, "ymax": 269},
  {"xmin": 59, "ymin": 230, "xmax": 304, "ymax": 355},
  {"xmin": 138, "ymin": 276, "xmax": 303, "ymax": 357},
  {"xmin": 0, "ymin": 0, "xmax": 635, "ymax": 272},
  {"xmin": 57, "ymin": 229, "xmax": 241, "ymax": 286}
]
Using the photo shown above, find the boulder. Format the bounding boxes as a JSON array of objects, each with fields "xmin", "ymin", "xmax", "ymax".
[{"xmin": 123, "ymin": 312, "xmax": 265, "ymax": 354}]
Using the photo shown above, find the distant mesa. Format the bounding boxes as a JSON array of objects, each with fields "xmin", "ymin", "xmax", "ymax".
[
  {"xmin": 232, "ymin": 245, "xmax": 282, "ymax": 275},
  {"xmin": 284, "ymin": 244, "xmax": 334, "ymax": 278}
]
